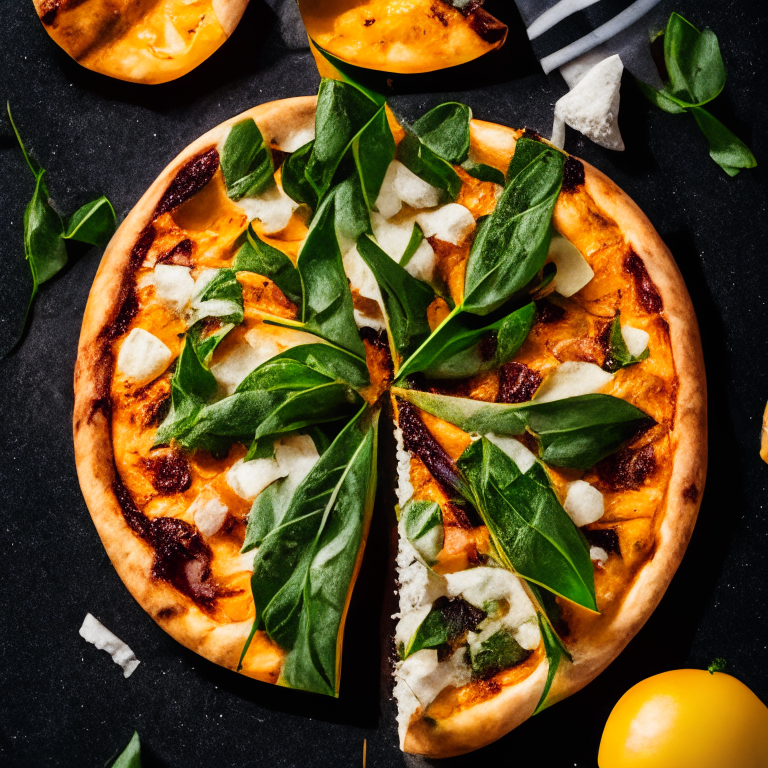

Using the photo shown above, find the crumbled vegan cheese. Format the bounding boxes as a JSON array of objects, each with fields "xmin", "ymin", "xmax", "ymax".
[
  {"xmin": 342, "ymin": 245, "xmax": 386, "ymax": 331},
  {"xmin": 485, "ymin": 433, "xmax": 537, "ymax": 473},
  {"xmin": 375, "ymin": 160, "xmax": 442, "ymax": 214},
  {"xmin": 210, "ymin": 342, "xmax": 270, "ymax": 396},
  {"xmin": 546, "ymin": 234, "xmax": 594, "ymax": 297},
  {"xmin": 375, "ymin": 161, "xmax": 403, "ymax": 219},
  {"xmin": 274, "ymin": 434, "xmax": 320, "ymax": 490},
  {"xmin": 564, "ymin": 480, "xmax": 605, "ymax": 526},
  {"xmin": 150, "ymin": 264, "xmax": 195, "ymax": 313},
  {"xmin": 188, "ymin": 489, "xmax": 229, "ymax": 538},
  {"xmin": 590, "ymin": 546, "xmax": 609, "ymax": 566},
  {"xmin": 621, "ymin": 325, "xmax": 650, "ymax": 357},
  {"xmin": 416, "ymin": 204, "xmax": 475, "ymax": 245},
  {"xmin": 116, "ymin": 328, "xmax": 173, "ymax": 386},
  {"xmin": 236, "ymin": 183, "xmax": 299, "ymax": 235},
  {"xmin": 394, "ymin": 425, "xmax": 414, "ymax": 506},
  {"xmin": 79, "ymin": 614, "xmax": 140, "ymax": 678},
  {"xmin": 533, "ymin": 361, "xmax": 613, "ymax": 403},
  {"xmin": 226, "ymin": 457, "xmax": 287, "ymax": 501}
]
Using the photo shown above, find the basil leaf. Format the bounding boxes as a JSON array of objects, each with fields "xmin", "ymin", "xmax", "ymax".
[
  {"xmin": 397, "ymin": 132, "xmax": 462, "ymax": 201},
  {"xmin": 24, "ymin": 170, "xmax": 67, "ymax": 287},
  {"xmin": 110, "ymin": 732, "xmax": 142, "ymax": 768},
  {"xmin": 396, "ymin": 302, "xmax": 535, "ymax": 381},
  {"xmin": 470, "ymin": 629, "xmax": 531, "ymax": 680},
  {"xmin": 63, "ymin": 196, "xmax": 116, "ymax": 247},
  {"xmin": 458, "ymin": 438, "xmax": 597, "ymax": 610},
  {"xmin": 306, "ymin": 79, "xmax": 381, "ymax": 201},
  {"xmin": 297, "ymin": 194, "xmax": 365, "ymax": 356},
  {"xmin": 637, "ymin": 81, "xmax": 687, "ymax": 114},
  {"xmin": 356, "ymin": 234, "xmax": 434, "ymax": 362},
  {"xmin": 282, "ymin": 141, "xmax": 318, "ymax": 209},
  {"xmin": 197, "ymin": 323, "xmax": 234, "ymax": 365},
  {"xmin": 233, "ymin": 225, "xmax": 302, "ymax": 306},
  {"xmin": 220, "ymin": 118, "xmax": 275, "ymax": 201},
  {"xmin": 191, "ymin": 268, "xmax": 244, "ymax": 324},
  {"xmin": 353, "ymin": 105, "xmax": 396, "ymax": 208},
  {"xmin": 311, "ymin": 41, "xmax": 387, "ymax": 107},
  {"xmin": 411, "ymin": 102, "xmax": 472, "ymax": 165},
  {"xmin": 664, "ymin": 13, "xmax": 725, "ymax": 107},
  {"xmin": 604, "ymin": 313, "xmax": 650, "ymax": 372},
  {"xmin": 403, "ymin": 499, "xmax": 442, "ymax": 541},
  {"xmin": 462, "ymin": 139, "xmax": 564, "ymax": 316},
  {"xmin": 460, "ymin": 159, "xmax": 506, "ymax": 186},
  {"xmin": 263, "ymin": 342, "xmax": 370, "ymax": 390},
  {"xmin": 250, "ymin": 408, "xmax": 378, "ymax": 696},
  {"xmin": 690, "ymin": 106, "xmax": 758, "ymax": 177},
  {"xmin": 400, "ymin": 222, "xmax": 424, "ymax": 267},
  {"xmin": 334, "ymin": 171, "xmax": 371, "ymax": 245},
  {"xmin": 404, "ymin": 596, "xmax": 485, "ymax": 659}
]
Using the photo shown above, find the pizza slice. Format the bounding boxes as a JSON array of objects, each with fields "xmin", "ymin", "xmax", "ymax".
[{"xmin": 73, "ymin": 78, "xmax": 705, "ymax": 754}]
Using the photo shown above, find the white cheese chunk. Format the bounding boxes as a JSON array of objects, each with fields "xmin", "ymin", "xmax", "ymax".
[
  {"xmin": 236, "ymin": 184, "xmax": 298, "ymax": 235},
  {"xmin": 226, "ymin": 457, "xmax": 287, "ymax": 501},
  {"xmin": 151, "ymin": 264, "xmax": 195, "ymax": 313},
  {"xmin": 79, "ymin": 614, "xmax": 140, "ymax": 678},
  {"xmin": 393, "ymin": 162, "xmax": 442, "ymax": 209},
  {"xmin": 515, "ymin": 620, "xmax": 543, "ymax": 651},
  {"xmin": 485, "ymin": 434, "xmax": 537, "ymax": 474},
  {"xmin": 547, "ymin": 234, "xmax": 594, "ymax": 297},
  {"xmin": 533, "ymin": 361, "xmax": 613, "ymax": 403},
  {"xmin": 554, "ymin": 54, "xmax": 625, "ymax": 151},
  {"xmin": 590, "ymin": 546, "xmax": 609, "ymax": 566},
  {"xmin": 394, "ymin": 426, "xmax": 415, "ymax": 507},
  {"xmin": 274, "ymin": 434, "xmax": 320, "ymax": 490},
  {"xmin": 210, "ymin": 343, "xmax": 266, "ymax": 396},
  {"xmin": 370, "ymin": 212, "xmax": 414, "ymax": 260},
  {"xmin": 270, "ymin": 113, "xmax": 316, "ymax": 153},
  {"xmin": 416, "ymin": 204, "xmax": 475, "ymax": 245},
  {"xmin": 188, "ymin": 489, "xmax": 229, "ymax": 538},
  {"xmin": 621, "ymin": 325, "xmax": 650, "ymax": 358},
  {"xmin": 375, "ymin": 161, "xmax": 403, "ymax": 219},
  {"xmin": 412, "ymin": 524, "xmax": 443, "ymax": 565},
  {"xmin": 403, "ymin": 240, "xmax": 437, "ymax": 283},
  {"xmin": 116, "ymin": 328, "xmax": 173, "ymax": 386},
  {"xmin": 342, "ymin": 245, "xmax": 386, "ymax": 330},
  {"xmin": 564, "ymin": 480, "xmax": 605, "ymax": 526}
]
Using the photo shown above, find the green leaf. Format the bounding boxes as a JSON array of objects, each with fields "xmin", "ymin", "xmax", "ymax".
[
  {"xmin": 311, "ymin": 42, "xmax": 387, "ymax": 107},
  {"xmin": 664, "ymin": 13, "xmax": 726, "ymax": 106},
  {"xmin": 462, "ymin": 139, "xmax": 564, "ymax": 315},
  {"xmin": 690, "ymin": 106, "xmax": 757, "ymax": 176},
  {"xmin": 262, "ymin": 342, "xmax": 370, "ymax": 390},
  {"xmin": 233, "ymin": 225, "xmax": 302, "ymax": 306},
  {"xmin": 306, "ymin": 79, "xmax": 381, "ymax": 201},
  {"xmin": 353, "ymin": 105, "xmax": 396, "ymax": 208},
  {"xmin": 396, "ymin": 302, "xmax": 535, "ymax": 381},
  {"xmin": 297, "ymin": 194, "xmax": 365, "ymax": 356},
  {"xmin": 397, "ymin": 132, "xmax": 462, "ymax": 201},
  {"xmin": 190, "ymin": 268, "xmax": 244, "ymax": 324},
  {"xmin": 604, "ymin": 312, "xmax": 650, "ymax": 372},
  {"xmin": 399, "ymin": 222, "xmax": 424, "ymax": 267},
  {"xmin": 356, "ymin": 234, "xmax": 434, "ymax": 363},
  {"xmin": 457, "ymin": 438, "xmax": 597, "ymax": 610},
  {"xmin": 24, "ymin": 170, "xmax": 67, "ymax": 287},
  {"xmin": 470, "ymin": 629, "xmax": 532, "ymax": 680},
  {"xmin": 110, "ymin": 732, "xmax": 142, "ymax": 768},
  {"xmin": 281, "ymin": 141, "xmax": 318, "ymax": 209},
  {"xmin": 460, "ymin": 159, "xmax": 506, "ymax": 186},
  {"xmin": 393, "ymin": 388, "xmax": 652, "ymax": 470},
  {"xmin": 220, "ymin": 118, "xmax": 275, "ymax": 201},
  {"xmin": 249, "ymin": 408, "xmax": 378, "ymax": 696},
  {"xmin": 404, "ymin": 597, "xmax": 485, "ymax": 659},
  {"xmin": 63, "ymin": 196, "xmax": 117, "ymax": 247},
  {"xmin": 402, "ymin": 498, "xmax": 443, "ymax": 564},
  {"xmin": 637, "ymin": 81, "xmax": 688, "ymax": 114},
  {"xmin": 334, "ymin": 170, "xmax": 371, "ymax": 245},
  {"xmin": 411, "ymin": 102, "xmax": 472, "ymax": 165}
]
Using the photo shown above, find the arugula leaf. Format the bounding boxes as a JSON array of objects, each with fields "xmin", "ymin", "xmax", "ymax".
[
  {"xmin": 353, "ymin": 105, "xmax": 396, "ymax": 209},
  {"xmin": 281, "ymin": 141, "xmax": 318, "ymax": 209},
  {"xmin": 462, "ymin": 139, "xmax": 564, "ymax": 316},
  {"xmin": 233, "ymin": 225, "xmax": 302, "ymax": 306},
  {"xmin": 248, "ymin": 408, "xmax": 378, "ymax": 696},
  {"xmin": 457, "ymin": 438, "xmax": 597, "ymax": 610},
  {"xmin": 604, "ymin": 313, "xmax": 650, "ymax": 372},
  {"xmin": 110, "ymin": 732, "xmax": 142, "ymax": 768},
  {"xmin": 400, "ymin": 222, "xmax": 424, "ymax": 267},
  {"xmin": 393, "ymin": 388, "xmax": 652, "ymax": 470},
  {"xmin": 470, "ymin": 629, "xmax": 532, "ymax": 680},
  {"xmin": 63, "ymin": 196, "xmax": 116, "ymax": 247},
  {"xmin": 664, "ymin": 12, "xmax": 726, "ymax": 107},
  {"xmin": 220, "ymin": 118, "xmax": 275, "ymax": 201},
  {"xmin": 396, "ymin": 303, "xmax": 535, "ymax": 381},
  {"xmin": 404, "ymin": 596, "xmax": 485, "ymax": 659},
  {"xmin": 397, "ymin": 132, "xmax": 462, "ymax": 201},
  {"xmin": 356, "ymin": 234, "xmax": 434, "ymax": 364},
  {"xmin": 411, "ymin": 102, "xmax": 472, "ymax": 165},
  {"xmin": 690, "ymin": 106, "xmax": 758, "ymax": 177},
  {"xmin": 297, "ymin": 194, "xmax": 365, "ymax": 356},
  {"xmin": 305, "ymin": 79, "xmax": 381, "ymax": 201},
  {"xmin": 460, "ymin": 160, "xmax": 506, "ymax": 186}
]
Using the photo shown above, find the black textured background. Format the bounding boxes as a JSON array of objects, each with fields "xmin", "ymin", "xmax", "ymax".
[{"xmin": 1, "ymin": 2, "xmax": 767, "ymax": 766}]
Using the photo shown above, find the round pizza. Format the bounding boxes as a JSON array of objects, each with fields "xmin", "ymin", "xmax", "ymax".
[
  {"xmin": 32, "ymin": 0, "xmax": 249, "ymax": 84},
  {"xmin": 73, "ymin": 80, "xmax": 706, "ymax": 757}
]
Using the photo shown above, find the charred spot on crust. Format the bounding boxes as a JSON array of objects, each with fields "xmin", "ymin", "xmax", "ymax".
[
  {"xmin": 39, "ymin": 0, "xmax": 61, "ymax": 24},
  {"xmin": 597, "ymin": 443, "xmax": 657, "ymax": 492},
  {"xmin": 157, "ymin": 238, "xmax": 193, "ymax": 267},
  {"xmin": 521, "ymin": 128, "xmax": 543, "ymax": 143},
  {"xmin": 467, "ymin": 8, "xmax": 507, "ymax": 44},
  {"xmin": 585, "ymin": 528, "xmax": 621, "ymax": 557},
  {"xmin": 149, "ymin": 517, "xmax": 218, "ymax": 606},
  {"xmin": 144, "ymin": 451, "xmax": 193, "ymax": 495},
  {"xmin": 497, "ymin": 362, "xmax": 542, "ymax": 404},
  {"xmin": 397, "ymin": 397, "xmax": 463, "ymax": 493},
  {"xmin": 562, "ymin": 157, "xmax": 586, "ymax": 193},
  {"xmin": 624, "ymin": 249, "xmax": 663, "ymax": 314},
  {"xmin": 535, "ymin": 298, "xmax": 566, "ymax": 325},
  {"xmin": 113, "ymin": 475, "xmax": 151, "ymax": 539},
  {"xmin": 156, "ymin": 606, "xmax": 178, "ymax": 621},
  {"xmin": 363, "ymin": 17, "xmax": 375, "ymax": 26},
  {"xmin": 105, "ymin": 290, "xmax": 139, "ymax": 342},
  {"xmin": 153, "ymin": 148, "xmax": 220, "ymax": 219},
  {"xmin": 683, "ymin": 483, "xmax": 700, "ymax": 503}
]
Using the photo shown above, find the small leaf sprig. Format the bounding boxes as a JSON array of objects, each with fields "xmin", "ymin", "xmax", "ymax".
[
  {"xmin": 639, "ymin": 13, "xmax": 757, "ymax": 177},
  {"xmin": 109, "ymin": 731, "xmax": 141, "ymax": 768},
  {"xmin": 6, "ymin": 103, "xmax": 117, "ymax": 353}
]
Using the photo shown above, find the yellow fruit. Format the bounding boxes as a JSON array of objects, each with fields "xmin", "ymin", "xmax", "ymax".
[{"xmin": 599, "ymin": 669, "xmax": 768, "ymax": 768}]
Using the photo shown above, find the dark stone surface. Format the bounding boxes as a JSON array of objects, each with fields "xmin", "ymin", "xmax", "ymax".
[{"xmin": 1, "ymin": 2, "xmax": 767, "ymax": 767}]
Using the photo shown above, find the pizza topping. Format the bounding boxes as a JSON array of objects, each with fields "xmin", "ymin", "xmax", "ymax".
[
  {"xmin": 235, "ymin": 184, "xmax": 299, "ymax": 236},
  {"xmin": 402, "ymin": 499, "xmax": 444, "ymax": 565},
  {"xmin": 621, "ymin": 326, "xmax": 650, "ymax": 358},
  {"xmin": 189, "ymin": 489, "xmax": 229, "ymax": 538},
  {"xmin": 533, "ymin": 361, "xmax": 612, "ymax": 403},
  {"xmin": 79, "ymin": 614, "xmax": 140, "ymax": 678},
  {"xmin": 146, "ymin": 264, "xmax": 195, "ymax": 313},
  {"xmin": 563, "ymin": 480, "xmax": 605, "ymax": 527},
  {"xmin": 600, "ymin": 312, "xmax": 651, "ymax": 372},
  {"xmin": 624, "ymin": 250, "xmax": 663, "ymax": 314},
  {"xmin": 227, "ymin": 457, "xmax": 288, "ymax": 501},
  {"xmin": 596, "ymin": 443, "xmax": 657, "ymax": 492},
  {"xmin": 116, "ymin": 328, "xmax": 173, "ymax": 386},
  {"xmin": 484, "ymin": 433, "xmax": 537, "ymax": 473},
  {"xmin": 404, "ymin": 595, "xmax": 486, "ymax": 659},
  {"xmin": 387, "ymin": 160, "xmax": 443, "ymax": 210},
  {"xmin": 157, "ymin": 238, "xmax": 193, "ymax": 267},
  {"xmin": 144, "ymin": 451, "xmax": 192, "ymax": 495},
  {"xmin": 416, "ymin": 204, "xmax": 475, "ymax": 246},
  {"xmin": 585, "ymin": 527, "xmax": 621, "ymax": 557},
  {"xmin": 497, "ymin": 361, "xmax": 542, "ymax": 404},
  {"xmin": 590, "ymin": 546, "xmax": 609, "ymax": 567},
  {"xmin": 546, "ymin": 233, "xmax": 594, "ymax": 297},
  {"xmin": 154, "ymin": 148, "xmax": 220, "ymax": 218}
]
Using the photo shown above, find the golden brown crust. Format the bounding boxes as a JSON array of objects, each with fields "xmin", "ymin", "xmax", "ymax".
[{"xmin": 212, "ymin": 0, "xmax": 250, "ymax": 36}]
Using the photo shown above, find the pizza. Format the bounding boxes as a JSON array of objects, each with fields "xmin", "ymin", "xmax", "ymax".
[
  {"xmin": 32, "ymin": 0, "xmax": 249, "ymax": 84},
  {"xmin": 73, "ymin": 80, "xmax": 706, "ymax": 756}
]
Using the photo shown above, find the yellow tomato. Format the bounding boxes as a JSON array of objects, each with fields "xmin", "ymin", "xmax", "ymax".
[{"xmin": 599, "ymin": 669, "xmax": 768, "ymax": 768}]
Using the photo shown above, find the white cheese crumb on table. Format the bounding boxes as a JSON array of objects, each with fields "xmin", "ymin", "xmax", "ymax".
[{"xmin": 79, "ymin": 614, "xmax": 140, "ymax": 678}]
